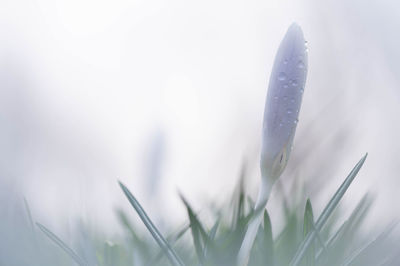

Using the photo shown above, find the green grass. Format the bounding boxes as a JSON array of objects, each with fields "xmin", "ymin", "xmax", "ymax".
[{"xmin": 22, "ymin": 153, "xmax": 398, "ymax": 266}]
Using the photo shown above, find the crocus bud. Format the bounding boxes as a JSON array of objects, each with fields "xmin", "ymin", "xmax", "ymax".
[
  {"xmin": 238, "ymin": 23, "xmax": 308, "ymax": 266},
  {"xmin": 261, "ymin": 22, "xmax": 308, "ymax": 186}
]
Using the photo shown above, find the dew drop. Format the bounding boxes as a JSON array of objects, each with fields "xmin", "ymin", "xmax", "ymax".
[
  {"xmin": 290, "ymin": 98, "xmax": 295, "ymax": 103},
  {"xmin": 278, "ymin": 72, "xmax": 286, "ymax": 81},
  {"xmin": 297, "ymin": 61, "xmax": 305, "ymax": 69},
  {"xmin": 283, "ymin": 59, "xmax": 288, "ymax": 65},
  {"xmin": 291, "ymin": 80, "xmax": 298, "ymax": 86},
  {"xmin": 294, "ymin": 118, "xmax": 299, "ymax": 124},
  {"xmin": 287, "ymin": 109, "xmax": 293, "ymax": 114},
  {"xmin": 283, "ymin": 84, "xmax": 289, "ymax": 89},
  {"xmin": 300, "ymin": 88, "xmax": 304, "ymax": 94},
  {"xmin": 279, "ymin": 123, "xmax": 283, "ymax": 127}
]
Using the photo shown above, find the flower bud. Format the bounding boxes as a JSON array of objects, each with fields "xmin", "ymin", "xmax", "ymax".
[
  {"xmin": 238, "ymin": 23, "xmax": 308, "ymax": 266},
  {"xmin": 261, "ymin": 22, "xmax": 308, "ymax": 184}
]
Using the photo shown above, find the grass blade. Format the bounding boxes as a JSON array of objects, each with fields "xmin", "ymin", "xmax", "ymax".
[
  {"xmin": 203, "ymin": 220, "xmax": 220, "ymax": 259},
  {"xmin": 290, "ymin": 153, "xmax": 368, "ymax": 266},
  {"xmin": 302, "ymin": 199, "xmax": 315, "ymax": 266},
  {"xmin": 262, "ymin": 210, "xmax": 274, "ymax": 265},
  {"xmin": 340, "ymin": 222, "xmax": 398, "ymax": 266},
  {"xmin": 147, "ymin": 224, "xmax": 191, "ymax": 266},
  {"xmin": 119, "ymin": 181, "xmax": 185, "ymax": 266},
  {"xmin": 316, "ymin": 194, "xmax": 372, "ymax": 263},
  {"xmin": 23, "ymin": 197, "xmax": 35, "ymax": 233},
  {"xmin": 36, "ymin": 222, "xmax": 87, "ymax": 266},
  {"xmin": 179, "ymin": 193, "xmax": 209, "ymax": 263}
]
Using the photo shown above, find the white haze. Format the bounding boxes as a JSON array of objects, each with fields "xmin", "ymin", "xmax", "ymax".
[{"xmin": 0, "ymin": 0, "xmax": 399, "ymax": 235}]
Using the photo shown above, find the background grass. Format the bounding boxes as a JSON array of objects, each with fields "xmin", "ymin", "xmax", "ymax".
[{"xmin": 3, "ymin": 154, "xmax": 398, "ymax": 266}]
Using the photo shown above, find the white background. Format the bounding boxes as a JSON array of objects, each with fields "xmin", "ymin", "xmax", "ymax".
[{"xmin": 1, "ymin": 0, "xmax": 399, "ymax": 236}]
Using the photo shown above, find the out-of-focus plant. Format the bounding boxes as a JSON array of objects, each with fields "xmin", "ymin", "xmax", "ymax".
[{"xmin": 7, "ymin": 23, "xmax": 399, "ymax": 266}]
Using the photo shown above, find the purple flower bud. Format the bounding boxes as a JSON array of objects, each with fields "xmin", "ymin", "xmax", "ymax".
[
  {"xmin": 238, "ymin": 23, "xmax": 308, "ymax": 266},
  {"xmin": 261, "ymin": 23, "xmax": 308, "ymax": 183}
]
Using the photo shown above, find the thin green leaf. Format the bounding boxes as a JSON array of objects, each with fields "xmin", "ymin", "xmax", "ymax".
[
  {"xmin": 302, "ymin": 199, "xmax": 315, "ymax": 266},
  {"xmin": 209, "ymin": 220, "xmax": 219, "ymax": 240},
  {"xmin": 119, "ymin": 181, "xmax": 184, "ymax": 266},
  {"xmin": 290, "ymin": 153, "xmax": 368, "ymax": 266},
  {"xmin": 316, "ymin": 194, "xmax": 372, "ymax": 262},
  {"xmin": 179, "ymin": 193, "xmax": 209, "ymax": 263},
  {"xmin": 262, "ymin": 210, "xmax": 274, "ymax": 265},
  {"xmin": 230, "ymin": 161, "xmax": 246, "ymax": 229},
  {"xmin": 203, "ymin": 220, "xmax": 220, "ymax": 259},
  {"xmin": 340, "ymin": 222, "xmax": 398, "ymax": 266},
  {"xmin": 317, "ymin": 194, "xmax": 372, "ymax": 260},
  {"xmin": 304, "ymin": 202, "xmax": 327, "ymax": 254},
  {"xmin": 23, "ymin": 197, "xmax": 35, "ymax": 232},
  {"xmin": 36, "ymin": 222, "xmax": 87, "ymax": 266},
  {"xmin": 274, "ymin": 211, "xmax": 299, "ymax": 266},
  {"xmin": 147, "ymin": 224, "xmax": 191, "ymax": 266}
]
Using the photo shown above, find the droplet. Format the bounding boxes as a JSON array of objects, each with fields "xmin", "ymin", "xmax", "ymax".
[
  {"xmin": 291, "ymin": 80, "xmax": 298, "ymax": 86},
  {"xmin": 283, "ymin": 84, "xmax": 289, "ymax": 89},
  {"xmin": 300, "ymin": 88, "xmax": 304, "ymax": 94},
  {"xmin": 287, "ymin": 109, "xmax": 293, "ymax": 114},
  {"xmin": 283, "ymin": 60, "xmax": 288, "ymax": 64},
  {"xmin": 297, "ymin": 61, "xmax": 305, "ymax": 69},
  {"xmin": 278, "ymin": 72, "xmax": 286, "ymax": 81},
  {"xmin": 290, "ymin": 98, "xmax": 295, "ymax": 103},
  {"xmin": 279, "ymin": 123, "xmax": 283, "ymax": 127},
  {"xmin": 274, "ymin": 96, "xmax": 278, "ymax": 101},
  {"xmin": 294, "ymin": 118, "xmax": 299, "ymax": 124}
]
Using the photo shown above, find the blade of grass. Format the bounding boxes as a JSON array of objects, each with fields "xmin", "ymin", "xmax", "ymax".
[
  {"xmin": 302, "ymin": 199, "xmax": 315, "ymax": 266},
  {"xmin": 290, "ymin": 153, "xmax": 368, "ymax": 266},
  {"xmin": 23, "ymin": 197, "xmax": 35, "ymax": 233},
  {"xmin": 147, "ymin": 224, "xmax": 191, "ymax": 266},
  {"xmin": 36, "ymin": 223, "xmax": 87, "ymax": 266},
  {"xmin": 306, "ymin": 211, "xmax": 327, "ymax": 254},
  {"xmin": 209, "ymin": 220, "xmax": 219, "ymax": 240},
  {"xmin": 316, "ymin": 194, "xmax": 372, "ymax": 262},
  {"xmin": 262, "ymin": 210, "xmax": 274, "ymax": 265},
  {"xmin": 119, "ymin": 181, "xmax": 185, "ymax": 266},
  {"xmin": 179, "ymin": 193, "xmax": 209, "ymax": 263},
  {"xmin": 203, "ymin": 220, "xmax": 220, "ymax": 259},
  {"xmin": 235, "ymin": 165, "xmax": 246, "ymax": 227},
  {"xmin": 340, "ymin": 222, "xmax": 398, "ymax": 266}
]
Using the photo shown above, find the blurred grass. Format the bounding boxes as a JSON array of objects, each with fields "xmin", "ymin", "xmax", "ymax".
[{"xmin": 2, "ymin": 155, "xmax": 399, "ymax": 266}]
